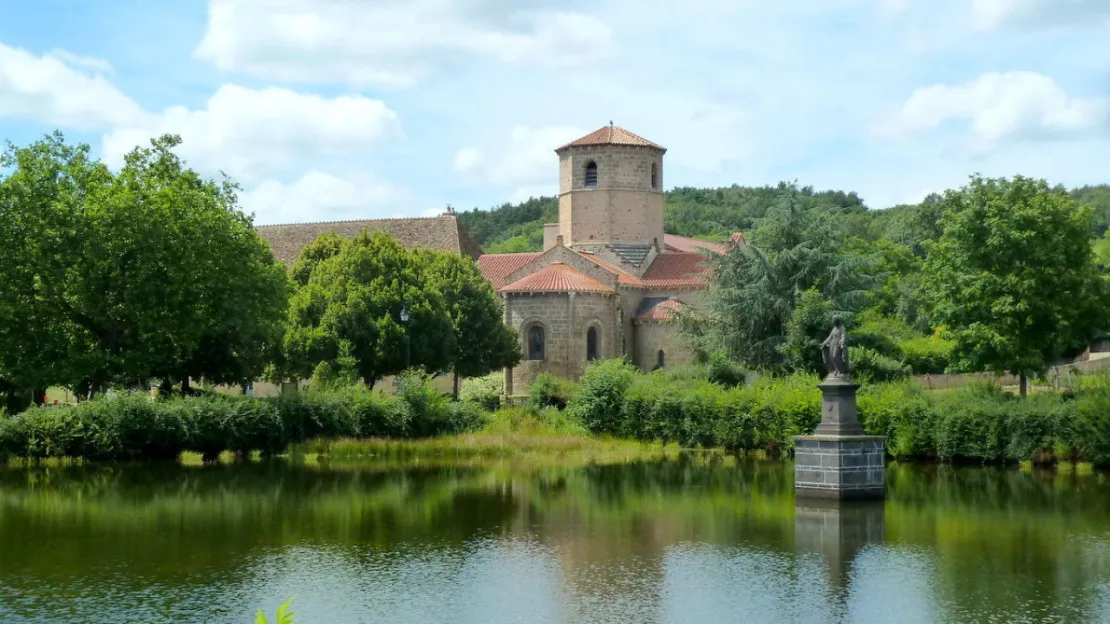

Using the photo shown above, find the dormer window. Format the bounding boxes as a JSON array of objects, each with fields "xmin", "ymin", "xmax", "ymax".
[{"xmin": 584, "ymin": 161, "xmax": 598, "ymax": 188}]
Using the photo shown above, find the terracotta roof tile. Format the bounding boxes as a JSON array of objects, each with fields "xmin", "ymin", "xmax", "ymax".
[
  {"xmin": 556, "ymin": 125, "xmax": 664, "ymax": 151},
  {"xmin": 641, "ymin": 252, "xmax": 711, "ymax": 288},
  {"xmin": 256, "ymin": 215, "xmax": 481, "ymax": 265},
  {"xmin": 500, "ymin": 262, "xmax": 614, "ymax": 294},
  {"xmin": 478, "ymin": 252, "xmax": 543, "ymax": 290},
  {"xmin": 635, "ymin": 297, "xmax": 688, "ymax": 321},
  {"xmin": 578, "ymin": 251, "xmax": 646, "ymax": 287},
  {"xmin": 663, "ymin": 234, "xmax": 726, "ymax": 255}
]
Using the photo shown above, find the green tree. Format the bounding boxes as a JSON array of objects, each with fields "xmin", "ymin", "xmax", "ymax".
[
  {"xmin": 284, "ymin": 231, "xmax": 455, "ymax": 387},
  {"xmin": 686, "ymin": 184, "xmax": 873, "ymax": 371},
  {"xmin": 419, "ymin": 250, "xmax": 521, "ymax": 398},
  {"xmin": 0, "ymin": 132, "xmax": 288, "ymax": 400},
  {"xmin": 291, "ymin": 232, "xmax": 345, "ymax": 287},
  {"xmin": 780, "ymin": 289, "xmax": 835, "ymax": 373},
  {"xmin": 0, "ymin": 132, "xmax": 105, "ymax": 407},
  {"xmin": 924, "ymin": 175, "xmax": 1110, "ymax": 395}
]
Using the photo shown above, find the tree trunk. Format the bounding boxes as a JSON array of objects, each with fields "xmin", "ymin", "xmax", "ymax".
[
  {"xmin": 181, "ymin": 377, "xmax": 191, "ymax": 395},
  {"xmin": 453, "ymin": 371, "xmax": 460, "ymax": 401},
  {"xmin": 1019, "ymin": 372, "xmax": 1028, "ymax": 397}
]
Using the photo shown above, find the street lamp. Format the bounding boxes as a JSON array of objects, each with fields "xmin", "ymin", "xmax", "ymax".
[{"xmin": 400, "ymin": 306, "xmax": 411, "ymax": 369}]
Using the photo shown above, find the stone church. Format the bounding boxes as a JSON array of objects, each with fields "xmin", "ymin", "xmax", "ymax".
[
  {"xmin": 477, "ymin": 125, "xmax": 740, "ymax": 394},
  {"xmin": 255, "ymin": 124, "xmax": 740, "ymax": 394}
]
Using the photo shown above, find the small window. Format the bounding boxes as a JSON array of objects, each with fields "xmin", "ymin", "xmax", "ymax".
[
  {"xmin": 651, "ymin": 162, "xmax": 658, "ymax": 189},
  {"xmin": 528, "ymin": 325, "xmax": 545, "ymax": 360},
  {"xmin": 584, "ymin": 161, "xmax": 598, "ymax": 188},
  {"xmin": 587, "ymin": 327, "xmax": 599, "ymax": 361},
  {"xmin": 657, "ymin": 350, "xmax": 666, "ymax": 370}
]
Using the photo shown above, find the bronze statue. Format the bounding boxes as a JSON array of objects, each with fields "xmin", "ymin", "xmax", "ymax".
[{"xmin": 821, "ymin": 316, "xmax": 849, "ymax": 378}]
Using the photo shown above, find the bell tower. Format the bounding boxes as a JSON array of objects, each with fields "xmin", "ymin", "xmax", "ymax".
[{"xmin": 554, "ymin": 124, "xmax": 666, "ymax": 256}]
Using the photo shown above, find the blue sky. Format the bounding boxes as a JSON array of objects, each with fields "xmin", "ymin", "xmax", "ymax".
[{"xmin": 2, "ymin": 0, "xmax": 1109, "ymax": 225}]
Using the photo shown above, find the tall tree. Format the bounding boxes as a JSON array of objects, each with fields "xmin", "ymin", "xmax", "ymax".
[
  {"xmin": 0, "ymin": 132, "xmax": 289, "ymax": 399},
  {"xmin": 924, "ymin": 175, "xmax": 1110, "ymax": 395},
  {"xmin": 284, "ymin": 232, "xmax": 456, "ymax": 387},
  {"xmin": 685, "ymin": 184, "xmax": 874, "ymax": 371},
  {"xmin": 418, "ymin": 250, "xmax": 521, "ymax": 398}
]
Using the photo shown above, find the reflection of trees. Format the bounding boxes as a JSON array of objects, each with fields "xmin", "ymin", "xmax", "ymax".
[{"xmin": 1, "ymin": 458, "xmax": 1110, "ymax": 622}]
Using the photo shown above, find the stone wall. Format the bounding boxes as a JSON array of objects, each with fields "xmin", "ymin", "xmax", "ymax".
[
  {"xmin": 632, "ymin": 320, "xmax": 696, "ymax": 372},
  {"xmin": 557, "ymin": 145, "xmax": 664, "ymax": 248},
  {"xmin": 504, "ymin": 291, "xmax": 618, "ymax": 392}
]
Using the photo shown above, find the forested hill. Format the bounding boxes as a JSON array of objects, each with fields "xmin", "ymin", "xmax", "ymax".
[{"xmin": 457, "ymin": 182, "xmax": 1110, "ymax": 253}]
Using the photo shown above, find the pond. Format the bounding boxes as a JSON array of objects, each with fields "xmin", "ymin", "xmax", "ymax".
[{"xmin": 1, "ymin": 457, "xmax": 1108, "ymax": 623}]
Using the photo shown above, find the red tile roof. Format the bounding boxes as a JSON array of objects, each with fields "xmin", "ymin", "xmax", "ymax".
[
  {"xmin": 556, "ymin": 125, "xmax": 664, "ymax": 151},
  {"xmin": 478, "ymin": 252, "xmax": 542, "ymax": 290},
  {"xmin": 500, "ymin": 262, "xmax": 614, "ymax": 294},
  {"xmin": 636, "ymin": 298, "xmax": 689, "ymax": 321},
  {"xmin": 663, "ymin": 234, "xmax": 726, "ymax": 255},
  {"xmin": 641, "ymin": 252, "xmax": 712, "ymax": 288},
  {"xmin": 578, "ymin": 251, "xmax": 646, "ymax": 287}
]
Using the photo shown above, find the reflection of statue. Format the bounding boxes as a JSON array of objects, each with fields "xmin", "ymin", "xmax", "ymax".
[{"xmin": 821, "ymin": 316, "xmax": 849, "ymax": 378}]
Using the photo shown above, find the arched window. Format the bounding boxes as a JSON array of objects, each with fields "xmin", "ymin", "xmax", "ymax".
[
  {"xmin": 528, "ymin": 325, "xmax": 545, "ymax": 360},
  {"xmin": 657, "ymin": 349, "xmax": 666, "ymax": 369},
  {"xmin": 584, "ymin": 161, "xmax": 598, "ymax": 188},
  {"xmin": 587, "ymin": 327, "xmax": 599, "ymax": 361},
  {"xmin": 650, "ymin": 162, "xmax": 658, "ymax": 189}
]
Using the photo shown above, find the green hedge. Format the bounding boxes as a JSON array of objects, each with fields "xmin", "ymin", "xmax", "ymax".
[
  {"xmin": 0, "ymin": 372, "xmax": 484, "ymax": 461},
  {"xmin": 568, "ymin": 359, "xmax": 818, "ymax": 456},
  {"xmin": 565, "ymin": 358, "xmax": 1110, "ymax": 466}
]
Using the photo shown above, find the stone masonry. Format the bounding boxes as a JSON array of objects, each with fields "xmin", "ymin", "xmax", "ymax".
[{"xmin": 794, "ymin": 437, "xmax": 885, "ymax": 500}]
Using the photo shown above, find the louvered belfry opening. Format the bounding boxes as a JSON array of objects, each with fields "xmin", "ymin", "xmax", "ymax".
[{"xmin": 584, "ymin": 161, "xmax": 598, "ymax": 188}]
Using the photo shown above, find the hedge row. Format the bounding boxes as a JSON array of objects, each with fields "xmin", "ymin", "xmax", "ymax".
[
  {"xmin": 564, "ymin": 359, "xmax": 1110, "ymax": 465},
  {"xmin": 0, "ymin": 373, "xmax": 484, "ymax": 461}
]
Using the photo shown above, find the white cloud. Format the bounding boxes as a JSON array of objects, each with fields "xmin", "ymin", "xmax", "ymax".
[
  {"xmin": 0, "ymin": 42, "xmax": 145, "ymax": 129},
  {"xmin": 970, "ymin": 0, "xmax": 1110, "ymax": 30},
  {"xmin": 46, "ymin": 49, "xmax": 115, "ymax": 74},
  {"xmin": 871, "ymin": 72, "xmax": 1109, "ymax": 146},
  {"xmin": 194, "ymin": 0, "xmax": 614, "ymax": 87},
  {"xmin": 454, "ymin": 125, "xmax": 585, "ymax": 188},
  {"xmin": 101, "ymin": 84, "xmax": 401, "ymax": 184},
  {"xmin": 241, "ymin": 170, "xmax": 412, "ymax": 225}
]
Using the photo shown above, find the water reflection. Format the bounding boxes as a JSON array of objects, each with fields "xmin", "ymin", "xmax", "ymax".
[
  {"xmin": 0, "ymin": 459, "xmax": 1108, "ymax": 623},
  {"xmin": 794, "ymin": 499, "xmax": 885, "ymax": 596}
]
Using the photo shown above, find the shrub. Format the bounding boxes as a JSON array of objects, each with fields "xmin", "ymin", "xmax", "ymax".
[
  {"xmin": 528, "ymin": 373, "xmax": 575, "ymax": 410},
  {"xmin": 706, "ymin": 351, "xmax": 747, "ymax": 387},
  {"xmin": 568, "ymin": 358, "xmax": 638, "ymax": 434},
  {"xmin": 460, "ymin": 373, "xmax": 503, "ymax": 412},
  {"xmin": 899, "ymin": 334, "xmax": 955, "ymax": 374},
  {"xmin": 1072, "ymin": 374, "xmax": 1110, "ymax": 465},
  {"xmin": 0, "ymin": 373, "xmax": 484, "ymax": 461},
  {"xmin": 849, "ymin": 346, "xmax": 910, "ymax": 382}
]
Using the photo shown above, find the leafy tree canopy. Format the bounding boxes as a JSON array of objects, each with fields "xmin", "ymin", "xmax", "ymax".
[
  {"xmin": 0, "ymin": 132, "xmax": 288, "ymax": 403},
  {"xmin": 923, "ymin": 175, "xmax": 1110, "ymax": 394}
]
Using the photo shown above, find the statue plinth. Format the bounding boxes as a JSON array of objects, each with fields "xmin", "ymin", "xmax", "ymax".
[{"xmin": 794, "ymin": 373, "xmax": 885, "ymax": 500}]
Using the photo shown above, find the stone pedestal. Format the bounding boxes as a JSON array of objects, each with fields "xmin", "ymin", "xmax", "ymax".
[{"xmin": 795, "ymin": 375, "xmax": 885, "ymax": 500}]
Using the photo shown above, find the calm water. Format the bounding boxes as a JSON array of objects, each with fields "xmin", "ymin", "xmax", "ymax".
[{"xmin": 1, "ymin": 457, "xmax": 1109, "ymax": 624}]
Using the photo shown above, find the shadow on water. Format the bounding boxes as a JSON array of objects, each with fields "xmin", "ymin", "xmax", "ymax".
[{"xmin": 0, "ymin": 456, "xmax": 1109, "ymax": 623}]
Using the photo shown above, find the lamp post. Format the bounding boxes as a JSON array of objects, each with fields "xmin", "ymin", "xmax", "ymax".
[{"xmin": 400, "ymin": 306, "xmax": 411, "ymax": 369}]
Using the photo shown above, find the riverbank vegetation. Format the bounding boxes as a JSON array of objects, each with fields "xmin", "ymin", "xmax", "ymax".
[{"xmin": 5, "ymin": 359, "xmax": 1110, "ymax": 468}]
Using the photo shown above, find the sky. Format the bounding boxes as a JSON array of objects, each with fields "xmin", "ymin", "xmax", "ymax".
[{"xmin": 1, "ymin": 0, "xmax": 1109, "ymax": 226}]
